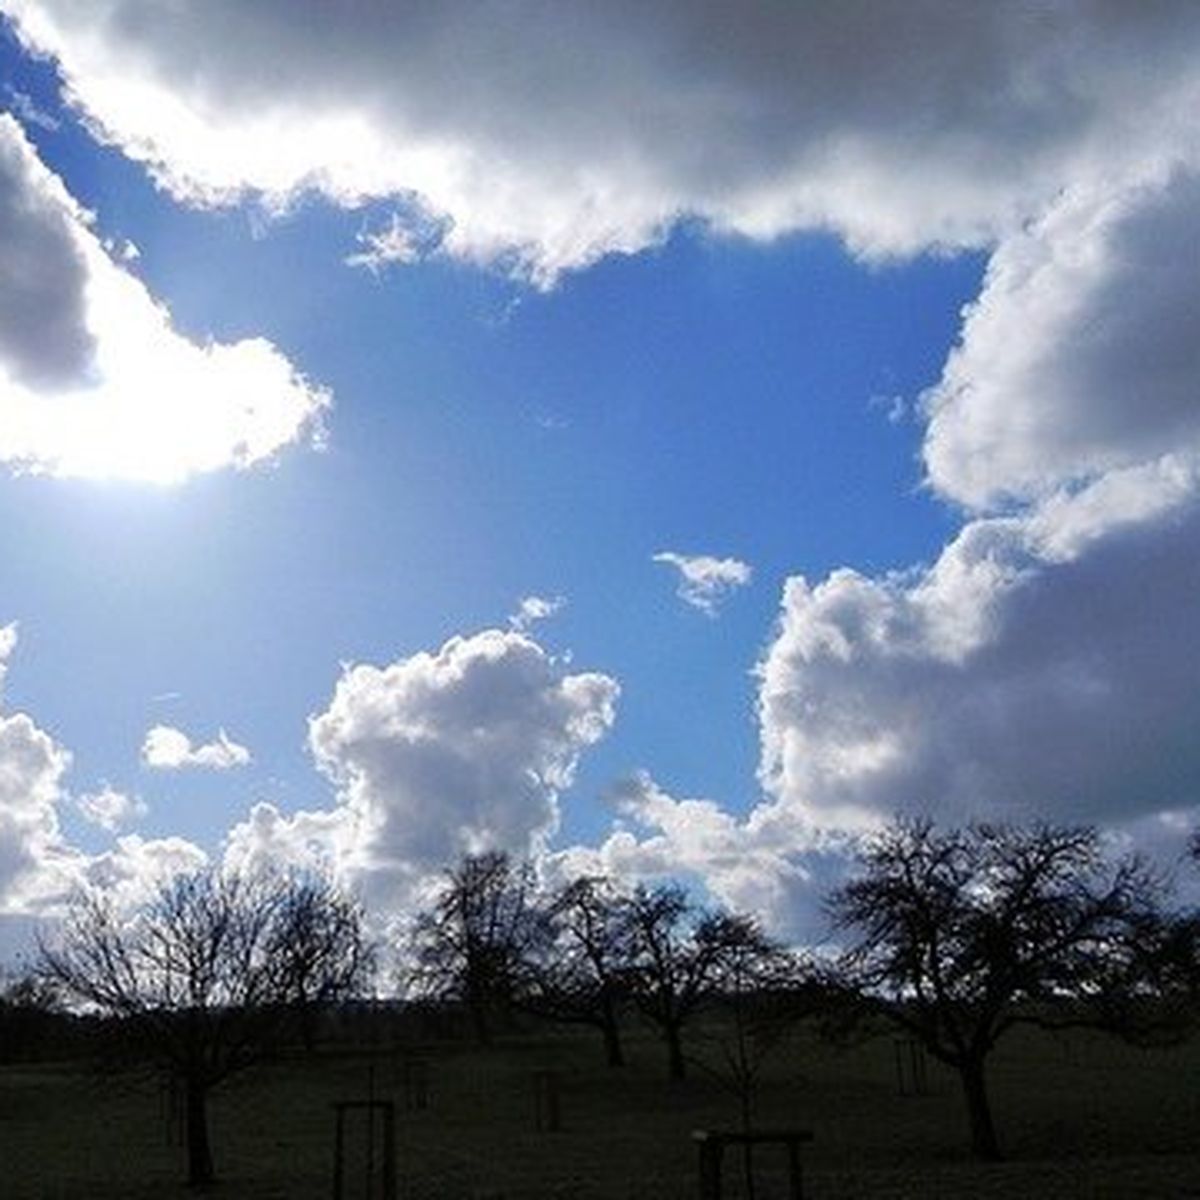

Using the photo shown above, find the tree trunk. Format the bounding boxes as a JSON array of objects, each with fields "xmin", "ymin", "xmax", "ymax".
[
  {"xmin": 184, "ymin": 1072, "xmax": 215, "ymax": 1187},
  {"xmin": 600, "ymin": 999, "xmax": 624, "ymax": 1068},
  {"xmin": 959, "ymin": 1055, "xmax": 1001, "ymax": 1161},
  {"xmin": 665, "ymin": 1021, "xmax": 686, "ymax": 1081}
]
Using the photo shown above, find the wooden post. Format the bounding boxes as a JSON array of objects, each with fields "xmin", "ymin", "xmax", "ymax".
[
  {"xmin": 402, "ymin": 1057, "xmax": 430, "ymax": 1111},
  {"xmin": 786, "ymin": 1135, "xmax": 803, "ymax": 1200},
  {"xmin": 332, "ymin": 1100, "xmax": 397, "ymax": 1200},
  {"xmin": 532, "ymin": 1069, "xmax": 562, "ymax": 1132},
  {"xmin": 693, "ymin": 1131, "xmax": 724, "ymax": 1200},
  {"xmin": 693, "ymin": 1129, "xmax": 812, "ymax": 1200},
  {"xmin": 895, "ymin": 1037, "xmax": 928, "ymax": 1096}
]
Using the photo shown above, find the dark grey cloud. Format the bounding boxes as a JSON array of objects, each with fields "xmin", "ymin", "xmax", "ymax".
[
  {"xmin": 9, "ymin": 3, "xmax": 1200, "ymax": 277},
  {"xmin": 0, "ymin": 114, "xmax": 95, "ymax": 387}
]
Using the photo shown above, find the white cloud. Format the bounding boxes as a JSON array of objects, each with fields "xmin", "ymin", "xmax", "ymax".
[
  {"xmin": 508, "ymin": 594, "xmax": 566, "ymax": 634},
  {"xmin": 654, "ymin": 551, "xmax": 751, "ymax": 616},
  {"xmin": 308, "ymin": 629, "xmax": 618, "ymax": 908},
  {"xmin": 221, "ymin": 801, "xmax": 349, "ymax": 881},
  {"xmin": 0, "ymin": 629, "xmax": 209, "ymax": 938},
  {"xmin": 3, "ymin": 84, "xmax": 59, "ymax": 131},
  {"xmin": 553, "ymin": 770, "xmax": 816, "ymax": 932},
  {"xmin": 924, "ymin": 170, "xmax": 1200, "ymax": 509},
  {"xmin": 0, "ymin": 625, "xmax": 78, "ymax": 913},
  {"xmin": 141, "ymin": 725, "xmax": 251, "ymax": 771},
  {"xmin": 75, "ymin": 784, "xmax": 146, "ymax": 832},
  {"xmin": 757, "ymin": 475, "xmax": 1200, "ymax": 837},
  {"xmin": 345, "ymin": 207, "xmax": 448, "ymax": 274},
  {"xmin": 9, "ymin": 4, "xmax": 1200, "ymax": 281},
  {"xmin": 79, "ymin": 833, "xmax": 209, "ymax": 912},
  {"xmin": 0, "ymin": 709, "xmax": 73, "ymax": 909},
  {"xmin": 0, "ymin": 114, "xmax": 328, "ymax": 482}
]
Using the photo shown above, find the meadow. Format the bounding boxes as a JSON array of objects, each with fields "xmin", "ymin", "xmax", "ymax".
[{"xmin": 2, "ymin": 1017, "xmax": 1198, "ymax": 1198}]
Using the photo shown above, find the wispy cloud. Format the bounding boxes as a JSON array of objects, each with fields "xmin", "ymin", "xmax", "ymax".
[
  {"xmin": 3, "ymin": 85, "xmax": 59, "ymax": 131},
  {"xmin": 75, "ymin": 786, "xmax": 147, "ymax": 832},
  {"xmin": 508, "ymin": 594, "xmax": 566, "ymax": 633},
  {"xmin": 653, "ymin": 552, "xmax": 752, "ymax": 616}
]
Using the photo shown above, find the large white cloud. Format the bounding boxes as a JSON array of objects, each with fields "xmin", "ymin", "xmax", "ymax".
[
  {"xmin": 0, "ymin": 113, "xmax": 328, "ymax": 481},
  {"xmin": 307, "ymin": 629, "xmax": 618, "ymax": 907},
  {"xmin": 757, "ymin": 469, "xmax": 1200, "ymax": 837},
  {"xmin": 0, "ymin": 623, "xmax": 75, "ymax": 911},
  {"xmin": 925, "ymin": 170, "xmax": 1200, "ymax": 509},
  {"xmin": 8, "ymin": 3, "xmax": 1200, "ymax": 280}
]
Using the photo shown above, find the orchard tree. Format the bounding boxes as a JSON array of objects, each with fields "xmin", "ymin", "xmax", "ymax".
[
  {"xmin": 827, "ymin": 818, "xmax": 1159, "ymax": 1160},
  {"xmin": 527, "ymin": 875, "xmax": 632, "ymax": 1067},
  {"xmin": 41, "ymin": 867, "xmax": 373, "ymax": 1188},
  {"xmin": 622, "ymin": 883, "xmax": 784, "ymax": 1081},
  {"xmin": 407, "ymin": 851, "xmax": 550, "ymax": 1044}
]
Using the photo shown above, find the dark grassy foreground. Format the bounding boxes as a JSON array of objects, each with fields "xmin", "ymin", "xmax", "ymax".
[{"xmin": 2, "ymin": 1020, "xmax": 1199, "ymax": 1198}]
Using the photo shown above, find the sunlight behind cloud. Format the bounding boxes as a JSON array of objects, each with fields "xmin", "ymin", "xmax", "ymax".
[{"xmin": 0, "ymin": 115, "xmax": 329, "ymax": 483}]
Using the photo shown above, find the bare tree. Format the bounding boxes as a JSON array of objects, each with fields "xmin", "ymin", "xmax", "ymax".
[
  {"xmin": 272, "ymin": 874, "xmax": 372, "ymax": 1050},
  {"xmin": 40, "ymin": 867, "xmax": 372, "ymax": 1187},
  {"xmin": 827, "ymin": 818, "xmax": 1159, "ymax": 1160},
  {"xmin": 698, "ymin": 930, "xmax": 806, "ymax": 1132},
  {"xmin": 526, "ymin": 875, "xmax": 632, "ymax": 1067},
  {"xmin": 622, "ymin": 883, "xmax": 780, "ymax": 1081},
  {"xmin": 407, "ymin": 851, "xmax": 550, "ymax": 1045}
]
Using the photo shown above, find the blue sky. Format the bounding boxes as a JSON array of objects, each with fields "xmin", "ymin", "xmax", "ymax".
[{"xmin": 2, "ymin": 4, "xmax": 1199, "ymax": 953}]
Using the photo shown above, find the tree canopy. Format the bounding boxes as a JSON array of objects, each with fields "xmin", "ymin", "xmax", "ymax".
[
  {"xmin": 827, "ymin": 817, "xmax": 1161, "ymax": 1159},
  {"xmin": 41, "ymin": 866, "xmax": 372, "ymax": 1186}
]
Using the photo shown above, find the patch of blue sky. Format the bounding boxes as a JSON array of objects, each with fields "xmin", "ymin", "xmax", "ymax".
[{"xmin": 0, "ymin": 17, "xmax": 984, "ymax": 859}]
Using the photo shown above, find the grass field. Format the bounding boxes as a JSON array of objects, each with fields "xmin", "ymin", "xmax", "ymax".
[{"xmin": 2, "ymin": 1018, "xmax": 1199, "ymax": 1198}]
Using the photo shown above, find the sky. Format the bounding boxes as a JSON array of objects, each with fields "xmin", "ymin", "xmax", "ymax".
[{"xmin": 1, "ymin": 2, "xmax": 1199, "ymax": 959}]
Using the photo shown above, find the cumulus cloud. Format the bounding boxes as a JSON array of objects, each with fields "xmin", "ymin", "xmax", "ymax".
[
  {"xmin": 757, "ymin": 472, "xmax": 1200, "ymax": 836},
  {"xmin": 924, "ymin": 170, "xmax": 1200, "ymax": 509},
  {"xmin": 0, "ymin": 624, "xmax": 78, "ymax": 913},
  {"xmin": 75, "ymin": 784, "xmax": 146, "ymax": 831},
  {"xmin": 654, "ymin": 551, "xmax": 751, "ymax": 616},
  {"xmin": 308, "ymin": 629, "xmax": 618, "ymax": 908},
  {"xmin": 9, "ymin": 4, "xmax": 1200, "ymax": 281},
  {"xmin": 553, "ymin": 770, "xmax": 818, "ymax": 932},
  {"xmin": 141, "ymin": 725, "xmax": 251, "ymax": 771},
  {"xmin": 0, "ymin": 114, "xmax": 328, "ymax": 482},
  {"xmin": 79, "ymin": 833, "xmax": 209, "ymax": 912}
]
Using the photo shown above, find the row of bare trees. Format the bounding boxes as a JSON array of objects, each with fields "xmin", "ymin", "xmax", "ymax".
[
  {"xmin": 404, "ymin": 851, "xmax": 797, "ymax": 1081},
  {"xmin": 403, "ymin": 825, "xmax": 1200, "ymax": 1162},
  {"xmin": 22, "ymin": 817, "xmax": 1200, "ymax": 1185}
]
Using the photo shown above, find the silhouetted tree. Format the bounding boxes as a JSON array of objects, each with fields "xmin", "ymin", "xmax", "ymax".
[
  {"xmin": 273, "ymin": 875, "xmax": 371, "ymax": 1050},
  {"xmin": 526, "ymin": 875, "xmax": 632, "ymax": 1066},
  {"xmin": 622, "ymin": 883, "xmax": 781, "ymax": 1081},
  {"xmin": 0, "ymin": 970, "xmax": 64, "ymax": 1062},
  {"xmin": 827, "ymin": 818, "xmax": 1159, "ymax": 1160},
  {"xmin": 407, "ymin": 851, "xmax": 550, "ymax": 1044},
  {"xmin": 40, "ymin": 867, "xmax": 372, "ymax": 1188},
  {"xmin": 699, "ymin": 929, "xmax": 806, "ymax": 1130}
]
